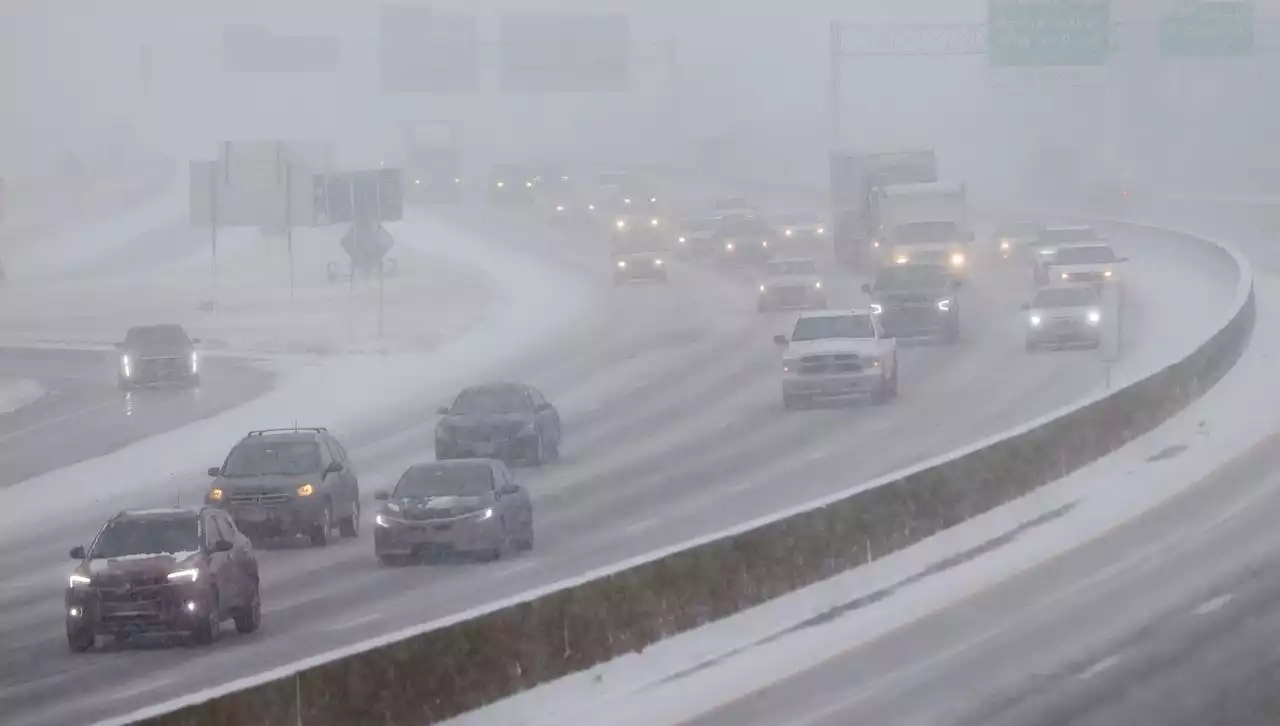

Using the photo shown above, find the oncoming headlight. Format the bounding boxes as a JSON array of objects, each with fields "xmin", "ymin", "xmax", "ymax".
[
  {"xmin": 870, "ymin": 303, "xmax": 883, "ymax": 315},
  {"xmin": 69, "ymin": 574, "xmax": 91, "ymax": 588},
  {"xmin": 1088, "ymin": 310, "xmax": 1102, "ymax": 324},
  {"xmin": 895, "ymin": 256, "xmax": 909, "ymax": 265},
  {"xmin": 937, "ymin": 299, "xmax": 951, "ymax": 312},
  {"xmin": 950, "ymin": 253, "xmax": 966, "ymax": 268},
  {"xmin": 1104, "ymin": 269, "xmax": 1113, "ymax": 278},
  {"xmin": 617, "ymin": 260, "xmax": 627, "ymax": 269},
  {"xmin": 1029, "ymin": 314, "xmax": 1042, "ymax": 327}
]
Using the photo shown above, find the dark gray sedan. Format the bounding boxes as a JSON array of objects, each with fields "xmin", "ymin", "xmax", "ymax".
[
  {"xmin": 435, "ymin": 382, "xmax": 562, "ymax": 465},
  {"xmin": 373, "ymin": 459, "xmax": 534, "ymax": 565}
]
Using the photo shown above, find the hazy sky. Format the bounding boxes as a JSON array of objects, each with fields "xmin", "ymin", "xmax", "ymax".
[{"xmin": 2, "ymin": 1, "xmax": 1275, "ymax": 192}]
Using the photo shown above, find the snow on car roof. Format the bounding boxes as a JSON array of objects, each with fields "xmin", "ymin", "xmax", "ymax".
[
  {"xmin": 119, "ymin": 507, "xmax": 201, "ymax": 519},
  {"xmin": 797, "ymin": 308, "xmax": 872, "ymax": 319}
]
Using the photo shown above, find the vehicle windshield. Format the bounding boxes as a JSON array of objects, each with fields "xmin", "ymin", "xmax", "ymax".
[
  {"xmin": 875, "ymin": 265, "xmax": 948, "ymax": 290},
  {"xmin": 125, "ymin": 325, "xmax": 188, "ymax": 347},
  {"xmin": 779, "ymin": 213, "xmax": 822, "ymax": 226},
  {"xmin": 1038, "ymin": 227, "xmax": 1099, "ymax": 245},
  {"xmin": 89, "ymin": 518, "xmax": 201, "ymax": 559},
  {"xmin": 1054, "ymin": 245, "xmax": 1117, "ymax": 264},
  {"xmin": 997, "ymin": 222, "xmax": 1041, "ymax": 238},
  {"xmin": 791, "ymin": 315, "xmax": 875, "ymax": 341},
  {"xmin": 393, "ymin": 464, "xmax": 493, "ymax": 498},
  {"xmin": 450, "ymin": 386, "xmax": 532, "ymax": 415},
  {"xmin": 891, "ymin": 221, "xmax": 961, "ymax": 244},
  {"xmin": 768, "ymin": 260, "xmax": 819, "ymax": 276},
  {"xmin": 1034, "ymin": 287, "xmax": 1099, "ymax": 308},
  {"xmin": 223, "ymin": 440, "xmax": 322, "ymax": 477}
]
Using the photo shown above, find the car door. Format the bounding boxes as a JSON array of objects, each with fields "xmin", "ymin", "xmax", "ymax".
[
  {"xmin": 321, "ymin": 439, "xmax": 353, "ymax": 513},
  {"xmin": 492, "ymin": 462, "xmax": 529, "ymax": 526},
  {"xmin": 214, "ymin": 511, "xmax": 253, "ymax": 606},
  {"xmin": 203, "ymin": 512, "xmax": 235, "ymax": 614},
  {"xmin": 334, "ymin": 438, "xmax": 359, "ymax": 502}
]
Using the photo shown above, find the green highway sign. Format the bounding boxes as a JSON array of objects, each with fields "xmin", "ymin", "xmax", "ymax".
[
  {"xmin": 1160, "ymin": 1, "xmax": 1255, "ymax": 57},
  {"xmin": 988, "ymin": 0, "xmax": 1111, "ymax": 67}
]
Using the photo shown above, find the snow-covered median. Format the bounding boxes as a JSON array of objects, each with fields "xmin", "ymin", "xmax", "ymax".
[{"xmin": 0, "ymin": 378, "xmax": 45, "ymax": 415}]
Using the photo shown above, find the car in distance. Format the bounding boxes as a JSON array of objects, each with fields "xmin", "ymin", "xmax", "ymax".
[
  {"xmin": 992, "ymin": 220, "xmax": 1044, "ymax": 260},
  {"xmin": 65, "ymin": 506, "xmax": 260, "ymax": 651},
  {"xmin": 775, "ymin": 211, "xmax": 829, "ymax": 254},
  {"xmin": 863, "ymin": 262, "xmax": 960, "ymax": 343},
  {"xmin": 714, "ymin": 215, "xmax": 777, "ymax": 265},
  {"xmin": 1044, "ymin": 241, "xmax": 1127, "ymax": 291},
  {"xmin": 1023, "ymin": 283, "xmax": 1104, "ymax": 351},
  {"xmin": 206, "ymin": 427, "xmax": 361, "ymax": 546},
  {"xmin": 774, "ymin": 309, "xmax": 898, "ymax": 409},
  {"xmin": 1030, "ymin": 224, "xmax": 1104, "ymax": 281},
  {"xmin": 758, "ymin": 258, "xmax": 826, "ymax": 312},
  {"xmin": 675, "ymin": 214, "xmax": 722, "ymax": 258},
  {"xmin": 373, "ymin": 459, "xmax": 534, "ymax": 565},
  {"xmin": 116, "ymin": 324, "xmax": 200, "ymax": 391},
  {"xmin": 436, "ymin": 383, "xmax": 562, "ymax": 465},
  {"xmin": 614, "ymin": 250, "xmax": 668, "ymax": 284}
]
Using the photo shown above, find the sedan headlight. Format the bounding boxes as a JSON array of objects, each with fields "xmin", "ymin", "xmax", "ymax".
[
  {"xmin": 784, "ymin": 229, "xmax": 794, "ymax": 237},
  {"xmin": 617, "ymin": 260, "xmax": 627, "ymax": 269},
  {"xmin": 937, "ymin": 299, "xmax": 952, "ymax": 312},
  {"xmin": 1030, "ymin": 314, "xmax": 1042, "ymax": 327},
  {"xmin": 816, "ymin": 227, "xmax": 825, "ymax": 235},
  {"xmin": 615, "ymin": 219, "xmax": 627, "ymax": 230},
  {"xmin": 653, "ymin": 258, "xmax": 664, "ymax": 267},
  {"xmin": 678, "ymin": 236, "xmax": 687, "ymax": 244},
  {"xmin": 69, "ymin": 573, "xmax": 91, "ymax": 588},
  {"xmin": 1104, "ymin": 269, "xmax": 1113, "ymax": 278},
  {"xmin": 895, "ymin": 255, "xmax": 909, "ymax": 265},
  {"xmin": 813, "ymin": 281, "xmax": 822, "ymax": 289},
  {"xmin": 297, "ymin": 483, "xmax": 315, "ymax": 497},
  {"xmin": 950, "ymin": 253, "xmax": 966, "ymax": 268},
  {"xmin": 1088, "ymin": 310, "xmax": 1102, "ymax": 325},
  {"xmin": 759, "ymin": 284, "xmax": 768, "ymax": 294},
  {"xmin": 209, "ymin": 487, "xmax": 224, "ymax": 501},
  {"xmin": 1000, "ymin": 239, "xmax": 1011, "ymax": 250},
  {"xmin": 556, "ymin": 204, "xmax": 565, "ymax": 212},
  {"xmin": 870, "ymin": 303, "xmax": 883, "ymax": 315},
  {"xmin": 1061, "ymin": 272, "xmax": 1070, "ymax": 280},
  {"xmin": 496, "ymin": 181, "xmax": 505, "ymax": 188},
  {"xmin": 375, "ymin": 513, "xmax": 393, "ymax": 528},
  {"xmin": 650, "ymin": 218, "xmax": 660, "ymax": 227},
  {"xmin": 167, "ymin": 568, "xmax": 200, "ymax": 583},
  {"xmin": 471, "ymin": 508, "xmax": 495, "ymax": 522},
  {"xmin": 725, "ymin": 242, "xmax": 735, "ymax": 252}
]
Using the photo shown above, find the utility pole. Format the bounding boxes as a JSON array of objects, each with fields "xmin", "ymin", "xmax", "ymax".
[{"xmin": 828, "ymin": 21, "xmax": 843, "ymax": 150}]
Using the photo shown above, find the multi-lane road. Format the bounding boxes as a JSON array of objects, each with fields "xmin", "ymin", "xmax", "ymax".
[{"xmin": 0, "ymin": 188, "xmax": 1235, "ymax": 726}]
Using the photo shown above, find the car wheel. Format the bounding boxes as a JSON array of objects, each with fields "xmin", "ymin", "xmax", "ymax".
[
  {"xmin": 66, "ymin": 627, "xmax": 94, "ymax": 653},
  {"xmin": 513, "ymin": 515, "xmax": 535, "ymax": 552},
  {"xmin": 234, "ymin": 584, "xmax": 261, "ymax": 634},
  {"xmin": 339, "ymin": 499, "xmax": 360, "ymax": 538},
  {"xmin": 310, "ymin": 503, "xmax": 333, "ymax": 547},
  {"xmin": 190, "ymin": 601, "xmax": 220, "ymax": 646}
]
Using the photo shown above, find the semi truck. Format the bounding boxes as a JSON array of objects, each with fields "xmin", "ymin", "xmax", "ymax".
[
  {"xmin": 829, "ymin": 149, "xmax": 937, "ymax": 271},
  {"xmin": 877, "ymin": 181, "xmax": 972, "ymax": 279},
  {"xmin": 400, "ymin": 120, "xmax": 461, "ymax": 203}
]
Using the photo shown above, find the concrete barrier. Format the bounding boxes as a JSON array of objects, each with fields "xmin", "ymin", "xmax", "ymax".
[{"xmin": 112, "ymin": 185, "xmax": 1255, "ymax": 726}]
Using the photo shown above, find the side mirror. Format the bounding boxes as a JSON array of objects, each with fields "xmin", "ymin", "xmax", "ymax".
[
  {"xmin": 860, "ymin": 283, "xmax": 872, "ymax": 295},
  {"xmin": 1020, "ymin": 302, "xmax": 1031, "ymax": 311},
  {"xmin": 325, "ymin": 461, "xmax": 343, "ymax": 475},
  {"xmin": 214, "ymin": 539, "xmax": 234, "ymax": 553},
  {"xmin": 773, "ymin": 334, "xmax": 789, "ymax": 346},
  {"xmin": 499, "ymin": 483, "xmax": 520, "ymax": 496},
  {"xmin": 70, "ymin": 545, "xmax": 86, "ymax": 560},
  {"xmin": 436, "ymin": 406, "xmax": 450, "ymax": 416},
  {"xmin": 207, "ymin": 466, "xmax": 222, "ymax": 477},
  {"xmin": 374, "ymin": 490, "xmax": 390, "ymax": 501},
  {"xmin": 535, "ymin": 402, "xmax": 553, "ymax": 413}
]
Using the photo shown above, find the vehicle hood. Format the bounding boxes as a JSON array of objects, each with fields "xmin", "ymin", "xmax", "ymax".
[
  {"xmin": 616, "ymin": 251, "xmax": 663, "ymax": 261},
  {"xmin": 762, "ymin": 274, "xmax": 821, "ymax": 288},
  {"xmin": 123, "ymin": 344, "xmax": 192, "ymax": 358},
  {"xmin": 783, "ymin": 222, "xmax": 825, "ymax": 233},
  {"xmin": 214, "ymin": 472, "xmax": 315, "ymax": 492},
  {"xmin": 785, "ymin": 337, "xmax": 881, "ymax": 359},
  {"xmin": 873, "ymin": 287, "xmax": 950, "ymax": 303},
  {"xmin": 1049, "ymin": 261, "xmax": 1115, "ymax": 274},
  {"xmin": 85, "ymin": 551, "xmax": 201, "ymax": 578},
  {"xmin": 384, "ymin": 494, "xmax": 492, "ymax": 520},
  {"xmin": 1031, "ymin": 305, "xmax": 1098, "ymax": 319}
]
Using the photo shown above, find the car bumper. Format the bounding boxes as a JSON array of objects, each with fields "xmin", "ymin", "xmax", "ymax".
[
  {"xmin": 783, "ymin": 371, "xmax": 883, "ymax": 399},
  {"xmin": 66, "ymin": 584, "xmax": 214, "ymax": 637},
  {"xmin": 437, "ymin": 434, "xmax": 539, "ymax": 461},
  {"xmin": 878, "ymin": 311, "xmax": 956, "ymax": 339},
  {"xmin": 214, "ymin": 499, "xmax": 328, "ymax": 538},
  {"xmin": 1027, "ymin": 326, "xmax": 1101, "ymax": 346},
  {"xmin": 374, "ymin": 516, "xmax": 503, "ymax": 555}
]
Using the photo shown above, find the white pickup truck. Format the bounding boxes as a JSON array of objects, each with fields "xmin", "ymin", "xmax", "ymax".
[{"xmin": 773, "ymin": 310, "xmax": 898, "ymax": 409}]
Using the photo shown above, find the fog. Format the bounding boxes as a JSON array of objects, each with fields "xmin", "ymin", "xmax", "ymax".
[{"xmin": 3, "ymin": 1, "xmax": 1279, "ymax": 200}]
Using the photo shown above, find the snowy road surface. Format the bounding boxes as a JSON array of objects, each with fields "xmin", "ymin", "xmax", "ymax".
[
  {"xmin": 0, "ymin": 347, "xmax": 270, "ymax": 488},
  {"xmin": 0, "ymin": 198, "xmax": 1235, "ymax": 726}
]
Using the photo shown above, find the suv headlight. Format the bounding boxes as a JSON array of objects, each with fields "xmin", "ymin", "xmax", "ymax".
[
  {"xmin": 1029, "ymin": 314, "xmax": 1042, "ymax": 327},
  {"xmin": 950, "ymin": 253, "xmax": 966, "ymax": 268},
  {"xmin": 937, "ymin": 299, "xmax": 951, "ymax": 311},
  {"xmin": 69, "ymin": 573, "xmax": 91, "ymax": 588},
  {"xmin": 1087, "ymin": 310, "xmax": 1102, "ymax": 324},
  {"xmin": 870, "ymin": 303, "xmax": 883, "ymax": 315},
  {"xmin": 617, "ymin": 260, "xmax": 627, "ymax": 269},
  {"xmin": 167, "ymin": 568, "xmax": 200, "ymax": 583},
  {"xmin": 297, "ymin": 483, "xmax": 315, "ymax": 497}
]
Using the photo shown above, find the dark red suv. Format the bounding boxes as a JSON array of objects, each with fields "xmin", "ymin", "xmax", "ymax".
[{"xmin": 65, "ymin": 507, "xmax": 260, "ymax": 651}]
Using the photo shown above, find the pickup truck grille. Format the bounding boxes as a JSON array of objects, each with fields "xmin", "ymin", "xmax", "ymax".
[
  {"xmin": 229, "ymin": 492, "xmax": 292, "ymax": 506},
  {"xmin": 799, "ymin": 354, "xmax": 862, "ymax": 374}
]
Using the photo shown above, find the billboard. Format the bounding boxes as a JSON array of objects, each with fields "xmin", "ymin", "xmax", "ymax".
[
  {"xmin": 223, "ymin": 24, "xmax": 341, "ymax": 73},
  {"xmin": 498, "ymin": 14, "xmax": 630, "ymax": 92},
  {"xmin": 380, "ymin": 6, "xmax": 481, "ymax": 93}
]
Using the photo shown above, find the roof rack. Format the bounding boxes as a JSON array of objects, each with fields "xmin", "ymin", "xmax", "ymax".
[{"xmin": 246, "ymin": 427, "xmax": 327, "ymax": 437}]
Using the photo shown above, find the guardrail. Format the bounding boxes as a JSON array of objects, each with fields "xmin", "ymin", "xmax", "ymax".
[{"xmin": 113, "ymin": 181, "xmax": 1256, "ymax": 726}]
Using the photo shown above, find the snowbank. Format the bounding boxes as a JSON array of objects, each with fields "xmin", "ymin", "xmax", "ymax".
[{"xmin": 0, "ymin": 378, "xmax": 45, "ymax": 415}]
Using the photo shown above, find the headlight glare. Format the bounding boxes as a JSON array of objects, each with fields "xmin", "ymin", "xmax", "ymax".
[
  {"xmin": 870, "ymin": 303, "xmax": 883, "ymax": 315},
  {"xmin": 69, "ymin": 574, "xmax": 91, "ymax": 588},
  {"xmin": 950, "ymin": 253, "xmax": 966, "ymax": 268},
  {"xmin": 1088, "ymin": 310, "xmax": 1102, "ymax": 324},
  {"xmin": 209, "ymin": 487, "xmax": 224, "ymax": 501},
  {"xmin": 167, "ymin": 568, "xmax": 200, "ymax": 583},
  {"xmin": 617, "ymin": 260, "xmax": 627, "ymax": 268},
  {"xmin": 1030, "ymin": 314, "xmax": 1042, "ymax": 327},
  {"xmin": 937, "ymin": 299, "xmax": 951, "ymax": 311},
  {"xmin": 297, "ymin": 483, "xmax": 315, "ymax": 497}
]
